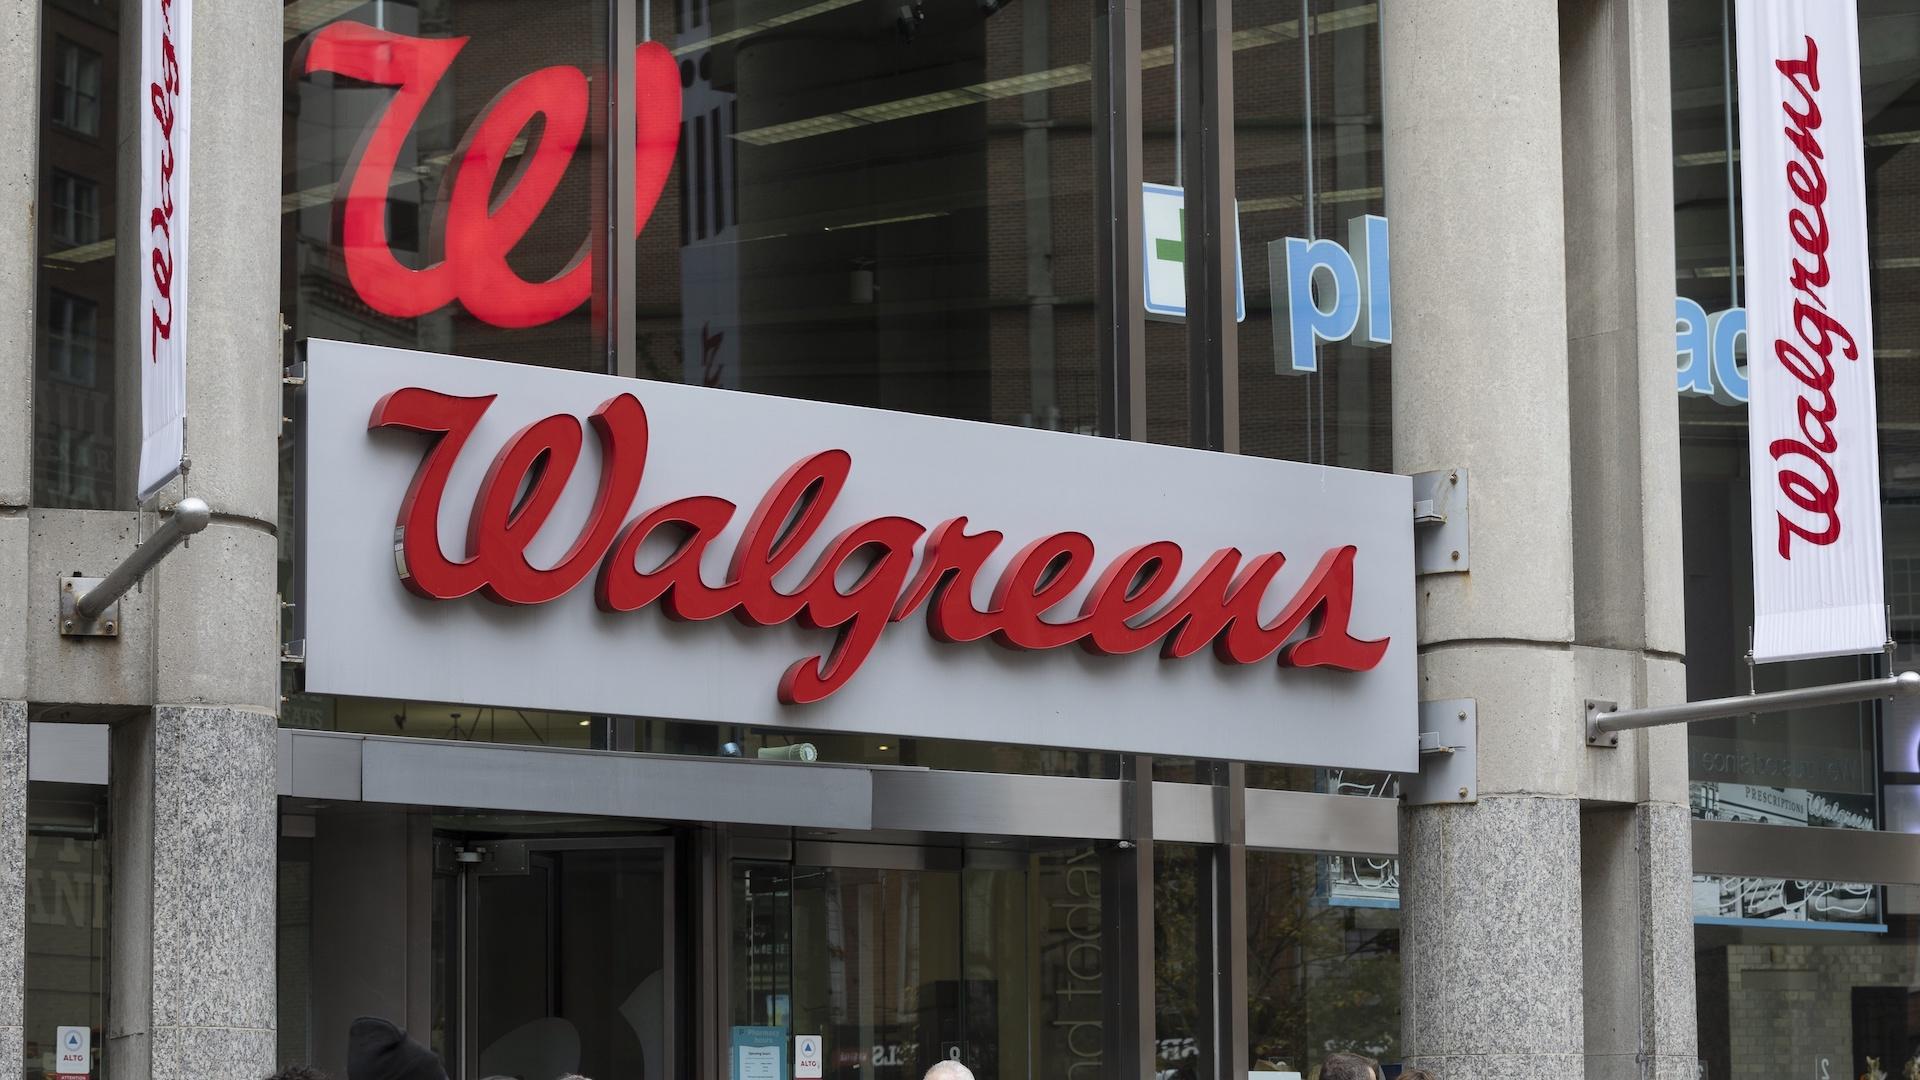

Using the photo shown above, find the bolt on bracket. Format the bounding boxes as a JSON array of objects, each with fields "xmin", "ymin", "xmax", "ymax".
[{"xmin": 1411, "ymin": 467, "xmax": 1469, "ymax": 574}]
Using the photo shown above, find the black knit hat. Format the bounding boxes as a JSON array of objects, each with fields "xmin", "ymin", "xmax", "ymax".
[{"xmin": 347, "ymin": 1018, "xmax": 447, "ymax": 1080}]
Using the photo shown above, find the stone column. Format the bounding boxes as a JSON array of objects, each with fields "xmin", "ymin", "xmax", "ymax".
[
  {"xmin": 1383, "ymin": 0, "xmax": 1588, "ymax": 1077},
  {"xmin": 1560, "ymin": 0, "xmax": 1698, "ymax": 1073},
  {"xmin": 106, "ymin": 0, "xmax": 283, "ymax": 1075},
  {"xmin": 0, "ymin": 1, "xmax": 38, "ymax": 1077}
]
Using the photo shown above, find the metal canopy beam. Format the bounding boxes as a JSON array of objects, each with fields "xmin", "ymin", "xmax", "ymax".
[{"xmin": 1586, "ymin": 671, "xmax": 1920, "ymax": 746}]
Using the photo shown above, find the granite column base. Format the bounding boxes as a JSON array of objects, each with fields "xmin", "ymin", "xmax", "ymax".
[
  {"xmin": 1401, "ymin": 794, "xmax": 1586, "ymax": 1079},
  {"xmin": 108, "ymin": 706, "xmax": 277, "ymax": 1080},
  {"xmin": 0, "ymin": 702, "xmax": 24, "ymax": 1080}
]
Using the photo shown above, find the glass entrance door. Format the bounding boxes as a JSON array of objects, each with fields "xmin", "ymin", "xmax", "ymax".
[
  {"xmin": 441, "ymin": 839, "xmax": 676, "ymax": 1080},
  {"xmin": 732, "ymin": 851, "xmax": 1031, "ymax": 1080}
]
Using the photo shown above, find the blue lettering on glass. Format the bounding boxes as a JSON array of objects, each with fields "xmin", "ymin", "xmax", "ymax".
[
  {"xmin": 1675, "ymin": 297, "xmax": 1747, "ymax": 406},
  {"xmin": 1271, "ymin": 215, "xmax": 1391, "ymax": 373}
]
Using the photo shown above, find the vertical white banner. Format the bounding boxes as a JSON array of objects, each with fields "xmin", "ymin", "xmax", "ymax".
[
  {"xmin": 137, "ymin": 0, "xmax": 190, "ymax": 502},
  {"xmin": 1736, "ymin": 0, "xmax": 1885, "ymax": 662}
]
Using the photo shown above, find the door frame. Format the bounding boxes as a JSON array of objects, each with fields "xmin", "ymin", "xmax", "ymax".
[{"xmin": 442, "ymin": 835, "xmax": 679, "ymax": 1080}]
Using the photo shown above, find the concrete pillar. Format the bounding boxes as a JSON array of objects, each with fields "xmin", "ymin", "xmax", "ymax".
[
  {"xmin": 105, "ymin": 0, "xmax": 283, "ymax": 1075},
  {"xmin": 0, "ymin": 2, "xmax": 38, "ymax": 1078},
  {"xmin": 1382, "ymin": 0, "xmax": 1588, "ymax": 1076},
  {"xmin": 0, "ymin": 704, "xmax": 23, "ymax": 1080},
  {"xmin": 0, "ymin": 0, "xmax": 37, "ymax": 515},
  {"xmin": 309, "ymin": 808, "xmax": 435, "ymax": 1078},
  {"xmin": 1559, "ymin": 0, "xmax": 1697, "ymax": 1073}
]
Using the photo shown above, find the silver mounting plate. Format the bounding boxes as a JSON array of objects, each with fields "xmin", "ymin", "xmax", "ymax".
[
  {"xmin": 1405, "ymin": 698, "xmax": 1477, "ymax": 806},
  {"xmin": 1411, "ymin": 467, "xmax": 1469, "ymax": 574},
  {"xmin": 1585, "ymin": 699, "xmax": 1620, "ymax": 748},
  {"xmin": 58, "ymin": 577, "xmax": 120, "ymax": 637}
]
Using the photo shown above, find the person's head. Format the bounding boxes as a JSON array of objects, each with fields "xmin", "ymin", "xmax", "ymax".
[
  {"xmin": 924, "ymin": 1062, "xmax": 975, "ymax": 1080},
  {"xmin": 1320, "ymin": 1052, "xmax": 1380, "ymax": 1080},
  {"xmin": 266, "ymin": 1069, "xmax": 331, "ymax": 1080},
  {"xmin": 347, "ymin": 1017, "xmax": 448, "ymax": 1080}
]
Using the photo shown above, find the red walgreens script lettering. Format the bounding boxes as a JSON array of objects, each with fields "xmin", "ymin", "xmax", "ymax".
[
  {"xmin": 147, "ymin": 0, "xmax": 182, "ymax": 363},
  {"xmin": 1768, "ymin": 35, "xmax": 1859, "ymax": 560},
  {"xmin": 369, "ymin": 389, "xmax": 1391, "ymax": 704},
  {"xmin": 301, "ymin": 23, "xmax": 681, "ymax": 328}
]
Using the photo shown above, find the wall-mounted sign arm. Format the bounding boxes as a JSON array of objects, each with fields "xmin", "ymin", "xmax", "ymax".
[
  {"xmin": 1584, "ymin": 671, "xmax": 1920, "ymax": 748},
  {"xmin": 59, "ymin": 497, "xmax": 211, "ymax": 638}
]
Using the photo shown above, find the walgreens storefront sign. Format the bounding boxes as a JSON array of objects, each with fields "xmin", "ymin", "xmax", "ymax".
[{"xmin": 299, "ymin": 341, "xmax": 1417, "ymax": 769}]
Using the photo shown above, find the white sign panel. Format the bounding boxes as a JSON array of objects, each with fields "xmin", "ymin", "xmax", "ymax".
[
  {"xmin": 138, "ymin": 0, "xmax": 191, "ymax": 502},
  {"xmin": 298, "ymin": 340, "xmax": 1416, "ymax": 770},
  {"xmin": 53, "ymin": 1026, "xmax": 90, "ymax": 1080},
  {"xmin": 1736, "ymin": 0, "xmax": 1885, "ymax": 662},
  {"xmin": 1142, "ymin": 183, "xmax": 1245, "ymax": 322},
  {"xmin": 794, "ymin": 1035, "xmax": 823, "ymax": 1079}
]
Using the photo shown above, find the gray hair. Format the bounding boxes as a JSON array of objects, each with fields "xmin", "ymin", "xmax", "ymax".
[
  {"xmin": 924, "ymin": 1063, "xmax": 975, "ymax": 1080},
  {"xmin": 1320, "ymin": 1053, "xmax": 1380, "ymax": 1080}
]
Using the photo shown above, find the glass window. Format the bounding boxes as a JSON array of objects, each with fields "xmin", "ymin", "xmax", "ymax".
[
  {"xmin": 35, "ymin": 1, "xmax": 120, "ymax": 511},
  {"xmin": 49, "ymin": 37, "xmax": 100, "ymax": 136},
  {"xmin": 634, "ymin": 0, "xmax": 1097, "ymax": 429},
  {"xmin": 1674, "ymin": 0, "xmax": 1920, "ymax": 1067},
  {"xmin": 282, "ymin": 0, "xmax": 613, "ymax": 369},
  {"xmin": 44, "ymin": 291, "xmax": 96, "ymax": 386},
  {"xmin": 24, "ymin": 785, "xmax": 110, "ymax": 1080},
  {"xmin": 731, "ymin": 848, "xmax": 1086, "ymax": 1079},
  {"xmin": 1696, "ymin": 919, "xmax": 1920, "ymax": 1080},
  {"xmin": 1233, "ymin": 0, "xmax": 1389, "ymax": 469},
  {"xmin": 48, "ymin": 171, "xmax": 99, "ymax": 247},
  {"xmin": 1247, "ymin": 850, "xmax": 1400, "ymax": 1071}
]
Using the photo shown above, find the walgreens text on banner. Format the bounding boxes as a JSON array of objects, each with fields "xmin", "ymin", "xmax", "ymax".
[
  {"xmin": 1736, "ymin": 0, "xmax": 1885, "ymax": 662},
  {"xmin": 138, "ymin": 0, "xmax": 189, "ymax": 503}
]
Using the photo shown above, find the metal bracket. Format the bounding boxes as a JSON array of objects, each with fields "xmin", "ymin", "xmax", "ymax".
[
  {"xmin": 1585, "ymin": 699, "xmax": 1620, "ymax": 748},
  {"xmin": 57, "ymin": 497, "xmax": 210, "ymax": 639},
  {"xmin": 1405, "ymin": 698, "xmax": 1477, "ymax": 805},
  {"xmin": 58, "ymin": 577, "xmax": 119, "ymax": 637},
  {"xmin": 1411, "ymin": 467, "xmax": 1469, "ymax": 574}
]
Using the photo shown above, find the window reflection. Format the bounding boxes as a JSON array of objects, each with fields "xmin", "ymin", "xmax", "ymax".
[{"xmin": 34, "ymin": 0, "xmax": 120, "ymax": 510}]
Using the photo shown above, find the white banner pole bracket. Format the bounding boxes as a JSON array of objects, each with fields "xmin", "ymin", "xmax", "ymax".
[{"xmin": 1585, "ymin": 672, "xmax": 1920, "ymax": 748}]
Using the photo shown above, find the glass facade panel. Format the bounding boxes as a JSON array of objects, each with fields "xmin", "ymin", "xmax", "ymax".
[
  {"xmin": 730, "ymin": 847, "xmax": 1100, "ymax": 1080},
  {"xmin": 1232, "ymin": 0, "xmax": 1388, "ymax": 470},
  {"xmin": 282, "ymin": 0, "xmax": 613, "ymax": 370},
  {"xmin": 1674, "ymin": 0, "xmax": 1920, "ymax": 1073},
  {"xmin": 632, "ymin": 0, "xmax": 1097, "ymax": 428},
  {"xmin": 34, "ymin": 0, "xmax": 122, "ymax": 510},
  {"xmin": 23, "ymin": 786, "xmax": 109, "ymax": 1080}
]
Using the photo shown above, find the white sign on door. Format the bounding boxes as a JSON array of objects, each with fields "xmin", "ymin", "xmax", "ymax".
[
  {"xmin": 794, "ymin": 1034, "xmax": 823, "ymax": 1079},
  {"xmin": 53, "ymin": 1025, "xmax": 90, "ymax": 1080}
]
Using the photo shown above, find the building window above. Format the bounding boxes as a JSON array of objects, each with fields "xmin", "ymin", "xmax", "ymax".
[
  {"xmin": 50, "ymin": 38, "xmax": 101, "ymax": 136},
  {"xmin": 45, "ymin": 290, "xmax": 97, "ymax": 387},
  {"xmin": 49, "ymin": 170, "xmax": 99, "ymax": 247}
]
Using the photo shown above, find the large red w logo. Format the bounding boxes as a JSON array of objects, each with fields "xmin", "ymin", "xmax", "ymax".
[{"xmin": 303, "ymin": 23, "xmax": 682, "ymax": 328}]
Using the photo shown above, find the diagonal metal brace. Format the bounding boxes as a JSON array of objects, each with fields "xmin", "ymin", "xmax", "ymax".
[{"xmin": 59, "ymin": 497, "xmax": 211, "ymax": 638}]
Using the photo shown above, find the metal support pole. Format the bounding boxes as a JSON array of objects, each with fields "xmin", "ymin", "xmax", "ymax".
[
  {"xmin": 1094, "ymin": 0, "xmax": 1145, "ymax": 439},
  {"xmin": 1586, "ymin": 671, "xmax": 1920, "ymax": 745},
  {"xmin": 610, "ymin": 0, "xmax": 639, "ymax": 378},
  {"xmin": 1103, "ymin": 753, "xmax": 1156, "ymax": 1078},
  {"xmin": 60, "ymin": 497, "xmax": 212, "ymax": 637},
  {"xmin": 1180, "ymin": 0, "xmax": 1238, "ymax": 452},
  {"xmin": 1194, "ymin": 760, "xmax": 1248, "ymax": 1080}
]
